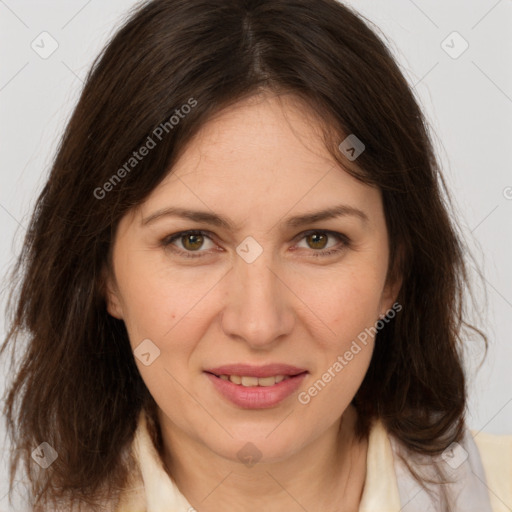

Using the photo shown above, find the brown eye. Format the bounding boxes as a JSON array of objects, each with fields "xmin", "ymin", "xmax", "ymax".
[
  {"xmin": 305, "ymin": 232, "xmax": 328, "ymax": 250},
  {"xmin": 295, "ymin": 230, "xmax": 350, "ymax": 258},
  {"xmin": 181, "ymin": 233, "xmax": 204, "ymax": 251},
  {"xmin": 162, "ymin": 230, "xmax": 216, "ymax": 258}
]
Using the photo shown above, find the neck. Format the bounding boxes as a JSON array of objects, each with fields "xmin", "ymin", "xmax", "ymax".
[{"xmin": 157, "ymin": 405, "xmax": 368, "ymax": 512}]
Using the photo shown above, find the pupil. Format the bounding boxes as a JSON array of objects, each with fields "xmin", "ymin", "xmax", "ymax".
[
  {"xmin": 184, "ymin": 234, "xmax": 202, "ymax": 250},
  {"xmin": 309, "ymin": 233, "xmax": 326, "ymax": 249}
]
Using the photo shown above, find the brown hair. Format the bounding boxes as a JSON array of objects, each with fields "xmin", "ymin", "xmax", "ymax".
[{"xmin": 1, "ymin": 0, "xmax": 487, "ymax": 509}]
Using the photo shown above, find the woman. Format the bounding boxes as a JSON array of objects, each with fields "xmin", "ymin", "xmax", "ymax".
[{"xmin": 1, "ymin": 0, "xmax": 510, "ymax": 510}]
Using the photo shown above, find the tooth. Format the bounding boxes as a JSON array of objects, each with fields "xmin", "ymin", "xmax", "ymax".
[
  {"xmin": 258, "ymin": 376, "xmax": 277, "ymax": 386},
  {"xmin": 223, "ymin": 375, "xmax": 291, "ymax": 386},
  {"xmin": 241, "ymin": 376, "xmax": 259, "ymax": 387}
]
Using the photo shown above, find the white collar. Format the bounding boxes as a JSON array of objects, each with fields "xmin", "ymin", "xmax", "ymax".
[{"xmin": 131, "ymin": 410, "xmax": 193, "ymax": 511}]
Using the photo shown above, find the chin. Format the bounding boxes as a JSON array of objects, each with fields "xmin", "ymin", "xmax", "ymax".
[{"xmin": 207, "ymin": 429, "xmax": 306, "ymax": 465}]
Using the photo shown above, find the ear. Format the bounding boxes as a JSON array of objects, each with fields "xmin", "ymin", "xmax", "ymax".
[
  {"xmin": 101, "ymin": 264, "xmax": 124, "ymax": 320},
  {"xmin": 378, "ymin": 245, "xmax": 404, "ymax": 318},
  {"xmin": 379, "ymin": 272, "xmax": 403, "ymax": 318}
]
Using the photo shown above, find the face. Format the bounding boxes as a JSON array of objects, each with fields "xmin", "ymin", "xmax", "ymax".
[{"xmin": 105, "ymin": 93, "xmax": 401, "ymax": 464}]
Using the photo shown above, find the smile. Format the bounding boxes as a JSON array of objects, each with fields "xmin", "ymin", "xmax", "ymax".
[{"xmin": 204, "ymin": 371, "xmax": 308, "ymax": 409}]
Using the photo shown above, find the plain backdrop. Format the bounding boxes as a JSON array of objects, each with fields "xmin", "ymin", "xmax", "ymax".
[{"xmin": 1, "ymin": 0, "xmax": 511, "ymax": 508}]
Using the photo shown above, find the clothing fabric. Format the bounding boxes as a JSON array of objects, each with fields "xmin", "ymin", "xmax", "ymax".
[{"xmin": 115, "ymin": 409, "xmax": 512, "ymax": 511}]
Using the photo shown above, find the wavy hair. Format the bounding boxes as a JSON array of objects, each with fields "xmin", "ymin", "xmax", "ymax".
[{"xmin": 1, "ymin": 0, "xmax": 487, "ymax": 509}]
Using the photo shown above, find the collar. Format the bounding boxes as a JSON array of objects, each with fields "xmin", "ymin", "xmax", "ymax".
[{"xmin": 131, "ymin": 409, "xmax": 193, "ymax": 511}]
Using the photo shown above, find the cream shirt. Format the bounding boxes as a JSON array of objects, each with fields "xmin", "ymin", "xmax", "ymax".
[{"xmin": 115, "ymin": 410, "xmax": 512, "ymax": 512}]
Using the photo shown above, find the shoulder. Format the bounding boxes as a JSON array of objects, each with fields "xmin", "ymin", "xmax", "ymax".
[
  {"xmin": 472, "ymin": 430, "xmax": 512, "ymax": 512},
  {"xmin": 376, "ymin": 419, "xmax": 511, "ymax": 512}
]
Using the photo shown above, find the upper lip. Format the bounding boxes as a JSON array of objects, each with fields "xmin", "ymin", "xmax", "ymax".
[{"xmin": 205, "ymin": 364, "xmax": 308, "ymax": 378}]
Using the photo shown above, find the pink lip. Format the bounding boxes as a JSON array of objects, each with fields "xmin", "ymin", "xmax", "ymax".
[
  {"xmin": 205, "ymin": 363, "xmax": 307, "ymax": 378},
  {"xmin": 205, "ymin": 371, "xmax": 308, "ymax": 409}
]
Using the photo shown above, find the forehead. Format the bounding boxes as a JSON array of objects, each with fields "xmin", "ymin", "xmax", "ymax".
[
  {"xmin": 131, "ymin": 93, "xmax": 383, "ymax": 232},
  {"xmin": 173, "ymin": 93, "xmax": 333, "ymax": 178},
  {"xmin": 166, "ymin": 94, "xmax": 369, "ymax": 187}
]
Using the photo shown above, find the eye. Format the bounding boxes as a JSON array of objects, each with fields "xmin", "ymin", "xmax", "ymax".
[
  {"xmin": 294, "ymin": 230, "xmax": 350, "ymax": 258},
  {"xmin": 162, "ymin": 230, "xmax": 216, "ymax": 258}
]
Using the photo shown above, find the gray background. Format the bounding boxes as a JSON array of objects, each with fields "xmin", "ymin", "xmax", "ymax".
[{"xmin": 1, "ymin": 0, "xmax": 511, "ymax": 508}]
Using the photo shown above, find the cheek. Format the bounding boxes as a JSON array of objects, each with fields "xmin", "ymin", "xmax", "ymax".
[
  {"xmin": 296, "ymin": 333, "xmax": 374, "ymax": 432},
  {"xmin": 298, "ymin": 266, "xmax": 385, "ymax": 345},
  {"xmin": 116, "ymin": 255, "xmax": 218, "ymax": 344}
]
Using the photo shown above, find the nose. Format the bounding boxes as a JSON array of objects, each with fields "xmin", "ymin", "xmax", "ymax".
[{"xmin": 220, "ymin": 248, "xmax": 295, "ymax": 350}]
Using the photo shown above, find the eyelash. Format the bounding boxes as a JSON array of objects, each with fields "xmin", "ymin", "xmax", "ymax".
[{"xmin": 161, "ymin": 229, "xmax": 350, "ymax": 259}]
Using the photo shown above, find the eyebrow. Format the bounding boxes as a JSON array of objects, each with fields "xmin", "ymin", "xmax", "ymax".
[{"xmin": 141, "ymin": 204, "xmax": 369, "ymax": 230}]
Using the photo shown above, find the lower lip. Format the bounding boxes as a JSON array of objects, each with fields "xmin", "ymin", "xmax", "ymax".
[{"xmin": 205, "ymin": 372, "xmax": 308, "ymax": 409}]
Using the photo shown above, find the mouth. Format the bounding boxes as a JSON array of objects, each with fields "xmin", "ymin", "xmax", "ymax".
[{"xmin": 203, "ymin": 364, "xmax": 308, "ymax": 409}]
